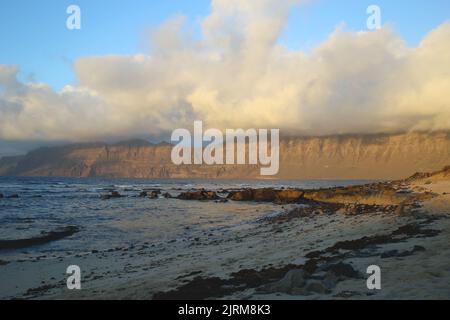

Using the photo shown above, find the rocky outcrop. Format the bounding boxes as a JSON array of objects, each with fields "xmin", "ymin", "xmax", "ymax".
[
  {"xmin": 302, "ymin": 184, "xmax": 407, "ymax": 205},
  {"xmin": 0, "ymin": 226, "xmax": 80, "ymax": 250},
  {"xmin": 228, "ymin": 189, "xmax": 277, "ymax": 202},
  {"xmin": 275, "ymin": 190, "xmax": 304, "ymax": 204},
  {"xmin": 177, "ymin": 190, "xmax": 220, "ymax": 201},
  {"xmin": 1, "ymin": 132, "xmax": 449, "ymax": 179},
  {"xmin": 405, "ymin": 165, "xmax": 450, "ymax": 183},
  {"xmin": 228, "ymin": 189, "xmax": 304, "ymax": 203}
]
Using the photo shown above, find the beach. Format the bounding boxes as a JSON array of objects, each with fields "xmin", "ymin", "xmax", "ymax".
[{"xmin": 0, "ymin": 168, "xmax": 449, "ymax": 300}]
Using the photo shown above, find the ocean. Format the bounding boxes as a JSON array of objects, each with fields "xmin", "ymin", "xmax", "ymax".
[{"xmin": 0, "ymin": 177, "xmax": 374, "ymax": 299}]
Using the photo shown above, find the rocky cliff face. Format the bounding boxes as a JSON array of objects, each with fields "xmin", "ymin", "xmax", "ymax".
[{"xmin": 1, "ymin": 132, "xmax": 449, "ymax": 180}]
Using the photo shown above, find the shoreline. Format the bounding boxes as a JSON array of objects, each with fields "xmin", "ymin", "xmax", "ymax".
[{"xmin": 0, "ymin": 167, "xmax": 449, "ymax": 300}]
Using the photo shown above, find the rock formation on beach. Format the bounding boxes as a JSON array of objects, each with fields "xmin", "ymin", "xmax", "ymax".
[
  {"xmin": 152, "ymin": 166, "xmax": 450, "ymax": 300},
  {"xmin": 0, "ymin": 132, "xmax": 449, "ymax": 180}
]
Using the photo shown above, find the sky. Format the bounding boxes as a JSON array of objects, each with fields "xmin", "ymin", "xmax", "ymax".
[
  {"xmin": 0, "ymin": 0, "xmax": 449, "ymax": 156},
  {"xmin": 1, "ymin": 0, "xmax": 449, "ymax": 90}
]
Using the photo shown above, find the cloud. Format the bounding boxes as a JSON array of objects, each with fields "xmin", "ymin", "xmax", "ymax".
[{"xmin": 0, "ymin": 0, "xmax": 449, "ymax": 142}]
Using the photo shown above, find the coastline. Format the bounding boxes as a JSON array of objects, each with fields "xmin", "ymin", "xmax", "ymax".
[{"xmin": 0, "ymin": 167, "xmax": 449, "ymax": 300}]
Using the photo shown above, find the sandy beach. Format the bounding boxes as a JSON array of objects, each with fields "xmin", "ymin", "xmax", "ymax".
[{"xmin": 0, "ymin": 167, "xmax": 449, "ymax": 300}]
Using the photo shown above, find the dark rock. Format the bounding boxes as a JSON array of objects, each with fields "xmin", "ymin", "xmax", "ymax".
[
  {"xmin": 324, "ymin": 263, "xmax": 360, "ymax": 278},
  {"xmin": 148, "ymin": 191, "xmax": 159, "ymax": 199},
  {"xmin": 163, "ymin": 192, "xmax": 173, "ymax": 198},
  {"xmin": 215, "ymin": 198, "xmax": 228, "ymax": 203},
  {"xmin": 6, "ymin": 194, "xmax": 19, "ymax": 199},
  {"xmin": 0, "ymin": 226, "xmax": 80, "ymax": 250},
  {"xmin": 253, "ymin": 189, "xmax": 278, "ymax": 202},
  {"xmin": 154, "ymin": 264, "xmax": 300, "ymax": 299},
  {"xmin": 178, "ymin": 190, "xmax": 219, "ymax": 201},
  {"xmin": 139, "ymin": 191, "xmax": 148, "ymax": 197},
  {"xmin": 153, "ymin": 277, "xmax": 231, "ymax": 300},
  {"xmin": 101, "ymin": 191, "xmax": 122, "ymax": 200},
  {"xmin": 228, "ymin": 188, "xmax": 278, "ymax": 202},
  {"xmin": 227, "ymin": 189, "xmax": 254, "ymax": 201},
  {"xmin": 0, "ymin": 193, "xmax": 3, "ymax": 199},
  {"xmin": 274, "ymin": 190, "xmax": 304, "ymax": 204}
]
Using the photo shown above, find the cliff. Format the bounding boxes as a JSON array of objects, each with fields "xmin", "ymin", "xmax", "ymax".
[{"xmin": 1, "ymin": 132, "xmax": 449, "ymax": 180}]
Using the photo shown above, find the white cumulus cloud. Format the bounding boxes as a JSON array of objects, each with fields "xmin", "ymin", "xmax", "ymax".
[{"xmin": 0, "ymin": 0, "xmax": 449, "ymax": 142}]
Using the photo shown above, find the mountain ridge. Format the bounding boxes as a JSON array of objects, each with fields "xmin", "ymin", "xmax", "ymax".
[{"xmin": 1, "ymin": 131, "xmax": 449, "ymax": 180}]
